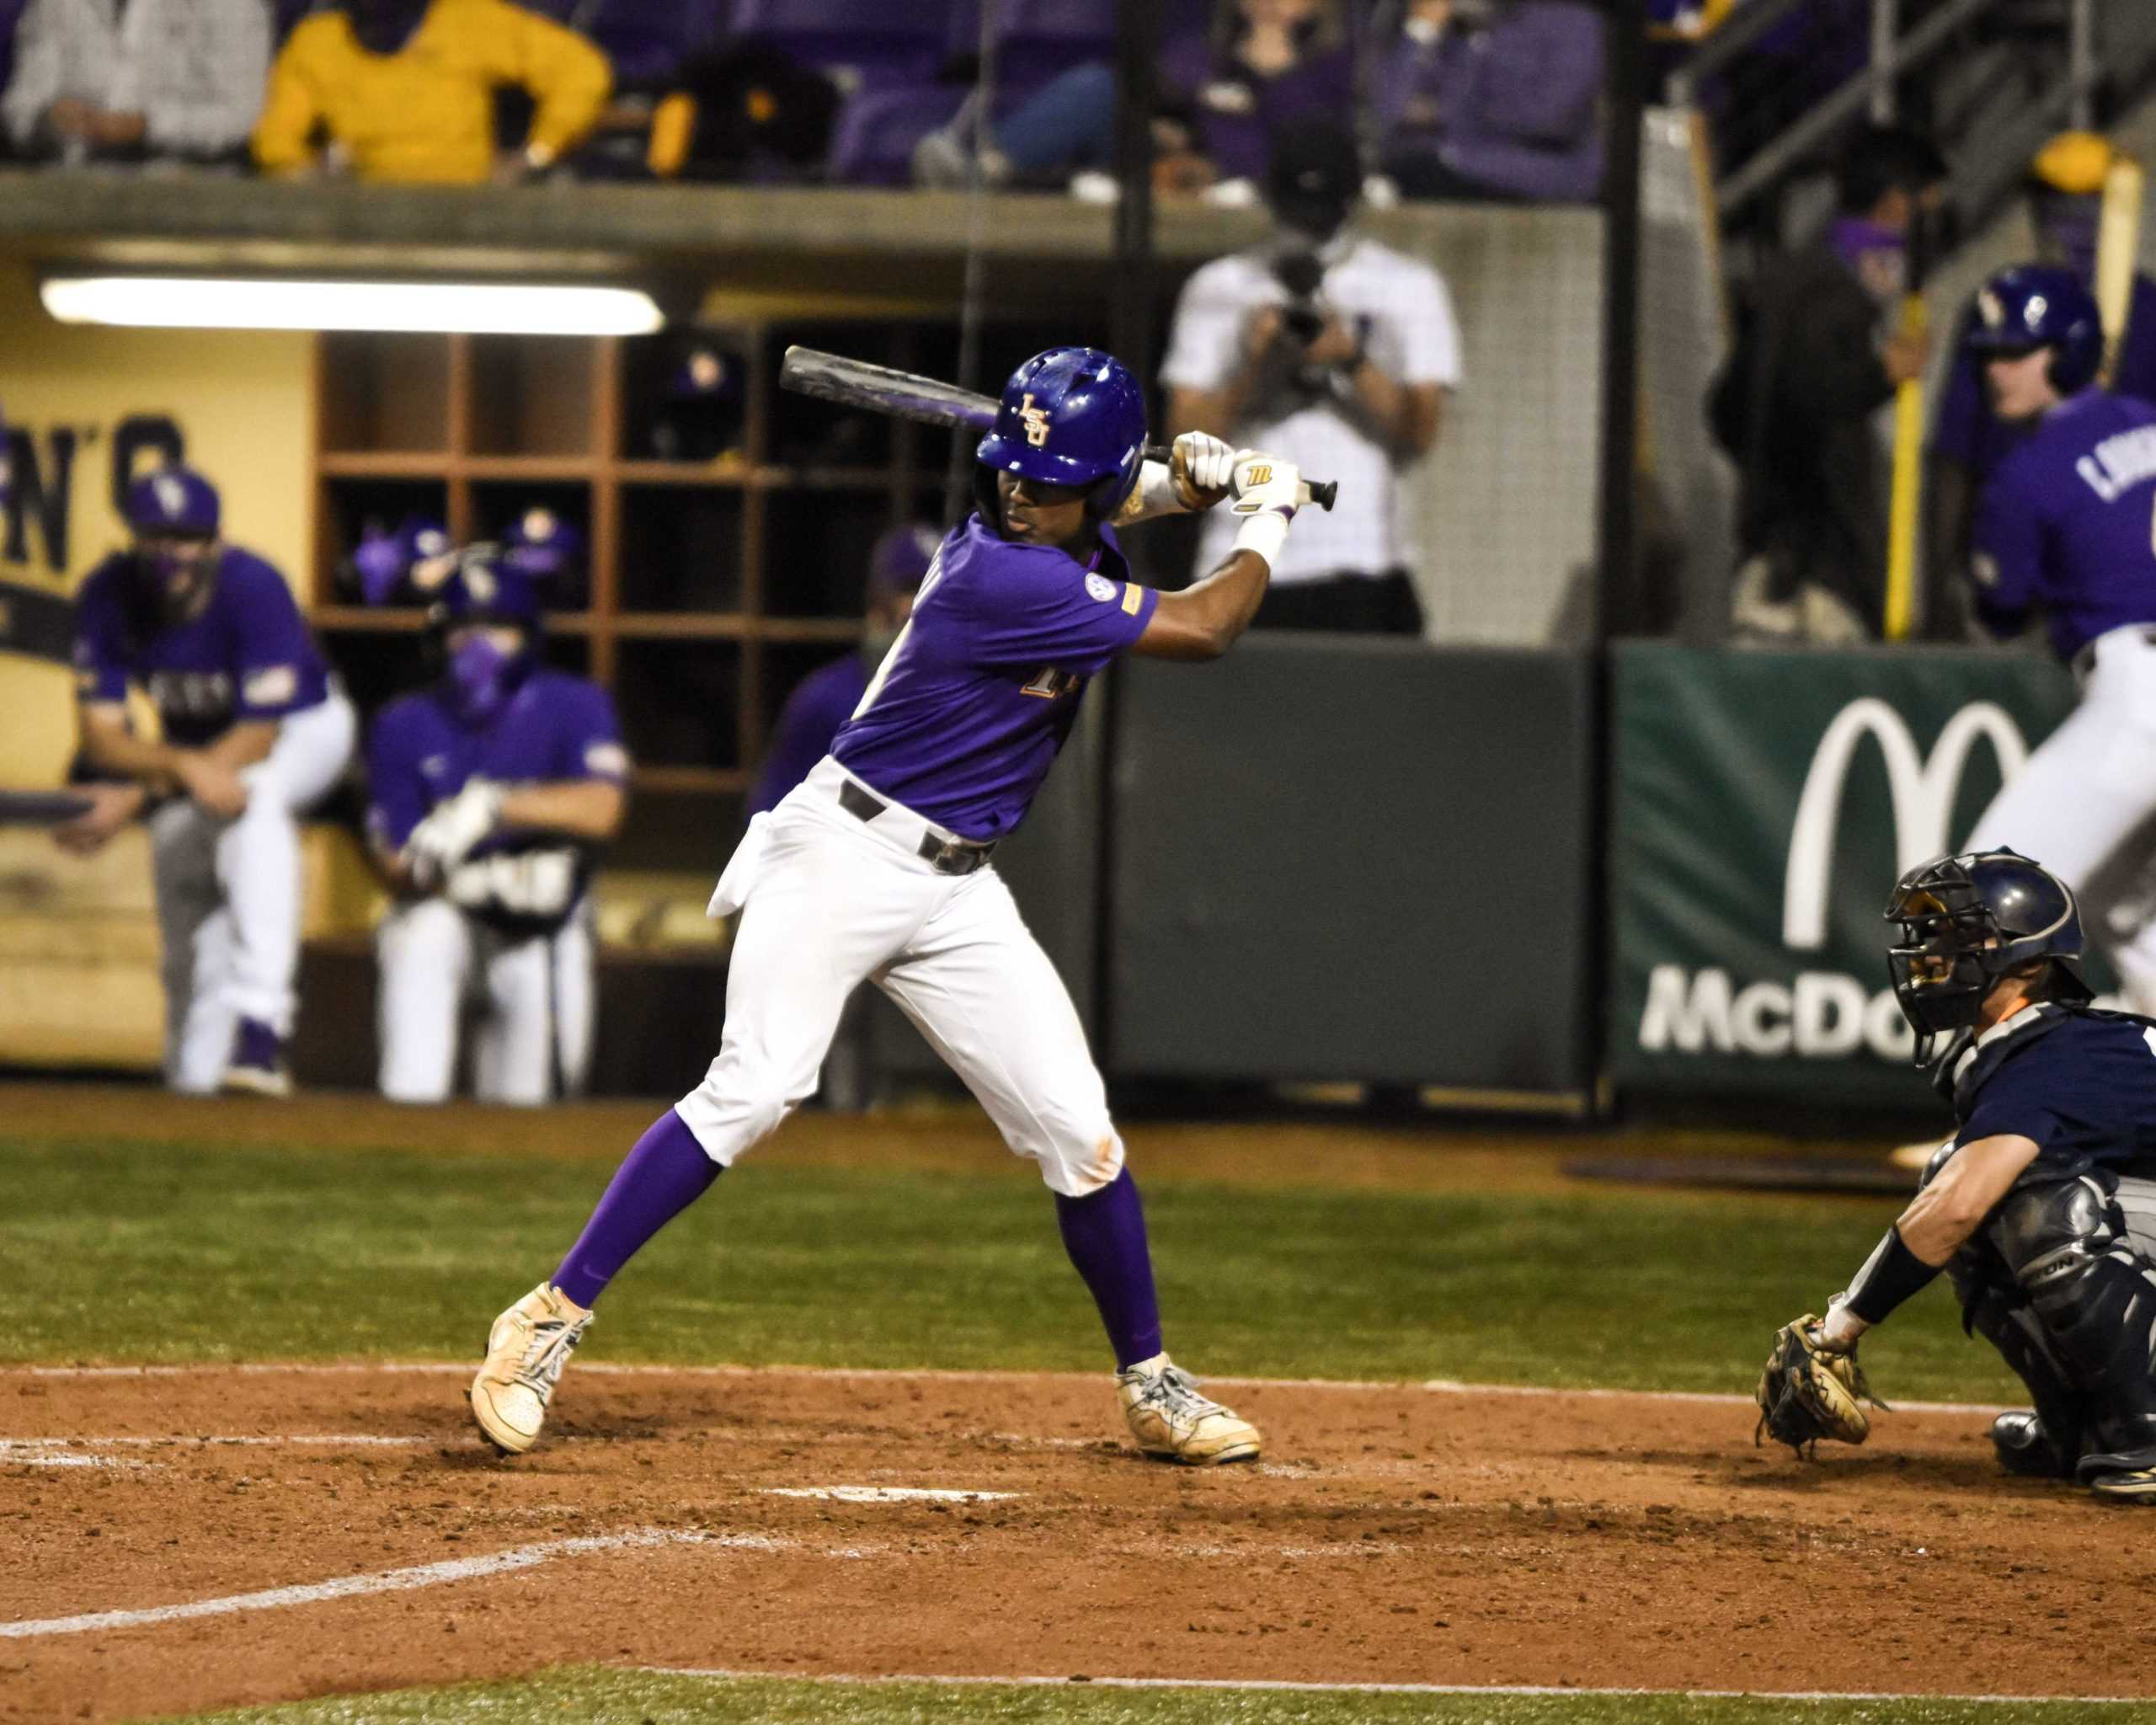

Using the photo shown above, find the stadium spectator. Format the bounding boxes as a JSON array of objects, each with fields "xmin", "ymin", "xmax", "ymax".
[
  {"xmin": 2, "ymin": 0, "xmax": 273, "ymax": 167},
  {"xmin": 1710, "ymin": 123, "xmax": 1945, "ymax": 643},
  {"xmin": 911, "ymin": 0, "xmax": 1351, "ymax": 197},
  {"xmin": 1370, "ymin": 0, "xmax": 1606, "ymax": 206},
  {"xmin": 1161, "ymin": 120, "xmax": 1460, "ymax": 633},
  {"xmin": 1925, "ymin": 131, "xmax": 2156, "ymax": 637},
  {"xmin": 253, "ymin": 0, "xmax": 610, "ymax": 184}
]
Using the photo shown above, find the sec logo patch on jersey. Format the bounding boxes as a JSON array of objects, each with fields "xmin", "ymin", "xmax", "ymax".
[{"xmin": 1084, "ymin": 573, "xmax": 1118, "ymax": 604}]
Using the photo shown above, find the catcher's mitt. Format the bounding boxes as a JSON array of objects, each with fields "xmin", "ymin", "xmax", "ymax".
[{"xmin": 1753, "ymin": 1315, "xmax": 1887, "ymax": 1455}]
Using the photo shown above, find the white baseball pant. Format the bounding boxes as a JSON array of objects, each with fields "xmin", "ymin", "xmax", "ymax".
[
  {"xmin": 152, "ymin": 690, "xmax": 357, "ymax": 1092},
  {"xmin": 375, "ymin": 895, "xmax": 597, "ymax": 1105},
  {"xmin": 675, "ymin": 756, "xmax": 1125, "ymax": 1197},
  {"xmin": 1966, "ymin": 625, "xmax": 2156, "ymax": 1012}
]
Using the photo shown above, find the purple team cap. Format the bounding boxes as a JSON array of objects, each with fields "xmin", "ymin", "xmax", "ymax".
[
  {"xmin": 869, "ymin": 522, "xmax": 939, "ymax": 597},
  {"xmin": 501, "ymin": 506, "xmax": 585, "ymax": 581},
  {"xmin": 440, "ymin": 550, "xmax": 544, "ymax": 628},
  {"xmin": 123, "ymin": 465, "xmax": 221, "ymax": 537},
  {"xmin": 354, "ymin": 515, "xmax": 452, "ymax": 606}
]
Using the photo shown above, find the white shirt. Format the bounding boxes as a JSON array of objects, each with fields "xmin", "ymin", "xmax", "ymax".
[
  {"xmin": 1161, "ymin": 232, "xmax": 1463, "ymax": 585},
  {"xmin": 3, "ymin": 0, "xmax": 271, "ymax": 158}
]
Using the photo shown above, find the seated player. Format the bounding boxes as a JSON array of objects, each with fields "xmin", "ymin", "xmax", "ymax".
[
  {"xmin": 746, "ymin": 521, "xmax": 935, "ymax": 819},
  {"xmin": 56, "ymin": 465, "xmax": 356, "ymax": 1097},
  {"xmin": 1762, "ymin": 850, "xmax": 2156, "ymax": 1502},
  {"xmin": 367, "ymin": 554, "xmax": 628, "ymax": 1105},
  {"xmin": 468, "ymin": 347, "xmax": 1308, "ymax": 1466}
]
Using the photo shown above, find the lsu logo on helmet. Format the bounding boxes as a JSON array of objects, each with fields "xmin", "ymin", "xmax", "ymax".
[{"xmin": 1018, "ymin": 393, "xmax": 1052, "ymax": 448}]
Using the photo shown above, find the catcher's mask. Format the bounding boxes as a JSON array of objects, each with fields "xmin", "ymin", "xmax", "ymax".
[{"xmin": 1884, "ymin": 849, "xmax": 2092, "ymax": 1067}]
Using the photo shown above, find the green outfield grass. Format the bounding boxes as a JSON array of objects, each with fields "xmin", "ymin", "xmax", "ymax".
[
  {"xmin": 155, "ymin": 1666, "xmax": 2156, "ymax": 1725},
  {"xmin": 1, "ymin": 1130, "xmax": 2020, "ymax": 1402}
]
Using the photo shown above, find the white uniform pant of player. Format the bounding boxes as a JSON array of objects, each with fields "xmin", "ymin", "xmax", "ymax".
[
  {"xmin": 677, "ymin": 756, "xmax": 1124, "ymax": 1197},
  {"xmin": 1966, "ymin": 625, "xmax": 2156, "ymax": 1012},
  {"xmin": 151, "ymin": 691, "xmax": 358, "ymax": 1093},
  {"xmin": 375, "ymin": 896, "xmax": 597, "ymax": 1105}
]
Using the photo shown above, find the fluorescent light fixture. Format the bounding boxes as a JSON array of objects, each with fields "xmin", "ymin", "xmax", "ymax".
[{"xmin": 40, "ymin": 275, "xmax": 664, "ymax": 336}]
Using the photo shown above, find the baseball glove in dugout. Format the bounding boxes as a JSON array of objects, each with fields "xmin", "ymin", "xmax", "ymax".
[{"xmin": 1754, "ymin": 1316, "xmax": 1887, "ymax": 1454}]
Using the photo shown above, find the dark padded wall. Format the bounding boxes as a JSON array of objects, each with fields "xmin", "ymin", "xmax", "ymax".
[{"xmin": 1107, "ymin": 638, "xmax": 1593, "ymax": 1094}]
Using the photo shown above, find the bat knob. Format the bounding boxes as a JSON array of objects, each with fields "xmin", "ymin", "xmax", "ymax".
[{"xmin": 1308, "ymin": 479, "xmax": 1337, "ymax": 512}]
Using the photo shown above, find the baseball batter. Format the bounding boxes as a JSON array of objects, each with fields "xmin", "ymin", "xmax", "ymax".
[
  {"xmin": 56, "ymin": 465, "xmax": 355, "ymax": 1095},
  {"xmin": 1946, "ymin": 265, "xmax": 2156, "ymax": 1008},
  {"xmin": 1759, "ymin": 849, "xmax": 2156, "ymax": 1501},
  {"xmin": 471, "ymin": 346, "xmax": 1304, "ymax": 1464},
  {"xmin": 368, "ymin": 554, "xmax": 627, "ymax": 1105}
]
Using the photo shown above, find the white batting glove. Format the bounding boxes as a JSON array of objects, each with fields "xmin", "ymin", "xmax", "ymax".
[
  {"xmin": 1169, "ymin": 430, "xmax": 1237, "ymax": 510},
  {"xmin": 403, "ymin": 777, "xmax": 504, "ymax": 891},
  {"xmin": 1228, "ymin": 450, "xmax": 1301, "ymax": 568}
]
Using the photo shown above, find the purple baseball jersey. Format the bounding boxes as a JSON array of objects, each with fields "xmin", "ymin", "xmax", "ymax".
[
  {"xmin": 367, "ymin": 669, "xmax": 627, "ymax": 852},
  {"xmin": 832, "ymin": 515, "xmax": 1158, "ymax": 841},
  {"xmin": 73, "ymin": 547, "xmax": 330, "ymax": 746},
  {"xmin": 1935, "ymin": 274, "xmax": 2156, "ymax": 483},
  {"xmin": 1972, "ymin": 388, "xmax": 2156, "ymax": 660},
  {"xmin": 748, "ymin": 650, "xmax": 867, "ymax": 820}
]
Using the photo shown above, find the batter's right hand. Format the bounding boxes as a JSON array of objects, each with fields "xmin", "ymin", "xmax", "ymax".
[
  {"xmin": 1170, "ymin": 431, "xmax": 1236, "ymax": 510},
  {"xmin": 1228, "ymin": 451, "xmax": 1303, "ymax": 517}
]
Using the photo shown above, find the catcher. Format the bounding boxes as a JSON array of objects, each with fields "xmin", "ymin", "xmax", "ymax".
[{"xmin": 1757, "ymin": 848, "xmax": 2156, "ymax": 1502}]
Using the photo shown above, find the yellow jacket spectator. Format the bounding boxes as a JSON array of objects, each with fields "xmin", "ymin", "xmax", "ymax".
[{"xmin": 253, "ymin": 0, "xmax": 611, "ymax": 185}]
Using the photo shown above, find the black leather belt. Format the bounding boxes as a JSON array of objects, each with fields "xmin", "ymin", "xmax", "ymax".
[{"xmin": 837, "ymin": 779, "xmax": 996, "ymax": 876}]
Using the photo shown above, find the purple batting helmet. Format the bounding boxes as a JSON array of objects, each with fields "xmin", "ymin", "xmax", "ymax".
[{"xmin": 974, "ymin": 346, "xmax": 1147, "ymax": 521}]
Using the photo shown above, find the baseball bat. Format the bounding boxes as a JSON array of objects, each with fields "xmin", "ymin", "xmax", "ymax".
[
  {"xmin": 2096, "ymin": 152, "xmax": 2145, "ymax": 385},
  {"xmin": 0, "ymin": 788, "xmax": 93, "ymax": 825},
  {"xmin": 1881, "ymin": 206, "xmax": 1930, "ymax": 642},
  {"xmin": 779, "ymin": 345, "xmax": 1338, "ymax": 512}
]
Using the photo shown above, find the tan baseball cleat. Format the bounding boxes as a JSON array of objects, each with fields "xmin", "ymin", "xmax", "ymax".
[
  {"xmin": 470, "ymin": 1282, "xmax": 592, "ymax": 1455},
  {"xmin": 1116, "ymin": 1352, "xmax": 1261, "ymax": 1465}
]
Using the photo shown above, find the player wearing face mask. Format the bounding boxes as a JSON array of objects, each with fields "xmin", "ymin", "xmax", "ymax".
[{"xmin": 366, "ymin": 553, "xmax": 628, "ymax": 1105}]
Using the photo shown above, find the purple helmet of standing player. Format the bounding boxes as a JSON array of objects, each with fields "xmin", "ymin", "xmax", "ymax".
[
  {"xmin": 1966, "ymin": 264, "xmax": 2105, "ymax": 396},
  {"xmin": 974, "ymin": 346, "xmax": 1148, "ymax": 526},
  {"xmin": 122, "ymin": 464, "xmax": 222, "ymax": 620}
]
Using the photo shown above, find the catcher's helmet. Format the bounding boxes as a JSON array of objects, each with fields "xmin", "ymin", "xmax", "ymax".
[
  {"xmin": 974, "ymin": 346, "xmax": 1146, "ymax": 523},
  {"xmin": 123, "ymin": 465, "xmax": 220, "ymax": 538},
  {"xmin": 1884, "ymin": 848, "xmax": 2092, "ymax": 1066},
  {"xmin": 1966, "ymin": 264, "xmax": 2104, "ymax": 396},
  {"xmin": 431, "ymin": 547, "xmax": 543, "ymax": 633}
]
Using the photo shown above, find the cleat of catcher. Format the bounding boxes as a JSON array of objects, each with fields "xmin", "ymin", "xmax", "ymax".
[
  {"xmin": 1118, "ymin": 1353, "xmax": 1261, "ymax": 1465},
  {"xmin": 470, "ymin": 1281, "xmax": 591, "ymax": 1455},
  {"xmin": 1754, "ymin": 1315, "xmax": 1886, "ymax": 1455}
]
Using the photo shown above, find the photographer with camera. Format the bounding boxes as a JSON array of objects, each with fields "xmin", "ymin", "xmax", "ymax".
[{"xmin": 1162, "ymin": 120, "xmax": 1460, "ymax": 633}]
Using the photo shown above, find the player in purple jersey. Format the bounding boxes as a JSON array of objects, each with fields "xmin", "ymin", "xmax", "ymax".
[
  {"xmin": 56, "ymin": 464, "xmax": 355, "ymax": 1096},
  {"xmin": 1952, "ymin": 266, "xmax": 2156, "ymax": 1015},
  {"xmin": 470, "ymin": 346, "xmax": 1306, "ymax": 1464},
  {"xmin": 367, "ymin": 553, "xmax": 628, "ymax": 1105},
  {"xmin": 745, "ymin": 523, "xmax": 934, "ymax": 820}
]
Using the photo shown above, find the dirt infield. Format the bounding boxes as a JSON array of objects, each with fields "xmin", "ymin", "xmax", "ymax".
[{"xmin": 4, "ymin": 1362, "xmax": 2149, "ymax": 1722}]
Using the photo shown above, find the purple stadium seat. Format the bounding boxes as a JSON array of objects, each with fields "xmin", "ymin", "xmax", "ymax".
[
  {"xmin": 945, "ymin": 0, "xmax": 1115, "ymax": 94},
  {"xmin": 730, "ymin": 0, "xmax": 953, "ymax": 91},
  {"xmin": 826, "ymin": 83, "xmax": 969, "ymax": 184}
]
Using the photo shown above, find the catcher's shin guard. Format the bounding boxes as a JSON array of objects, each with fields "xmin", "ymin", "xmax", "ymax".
[
  {"xmin": 1993, "ymin": 1178, "xmax": 2156, "ymax": 1477},
  {"xmin": 1953, "ymin": 1257, "xmax": 2088, "ymax": 1477}
]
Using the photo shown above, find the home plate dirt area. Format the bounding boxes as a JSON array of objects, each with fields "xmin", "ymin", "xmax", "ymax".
[{"xmin": 7, "ymin": 1366, "xmax": 2156, "ymax": 1721}]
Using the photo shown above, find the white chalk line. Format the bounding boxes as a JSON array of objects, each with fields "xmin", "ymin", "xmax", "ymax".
[
  {"xmin": 1, "ymin": 1360, "xmax": 2015, "ymax": 1418},
  {"xmin": 643, "ymin": 1668, "xmax": 2150, "ymax": 1707},
  {"xmin": 0, "ymin": 1434, "xmax": 427, "ymax": 1452},
  {"xmin": 761, "ymin": 1486, "xmax": 1019, "ymax": 1503},
  {"xmin": 0, "ymin": 1527, "xmax": 791, "ymax": 1642}
]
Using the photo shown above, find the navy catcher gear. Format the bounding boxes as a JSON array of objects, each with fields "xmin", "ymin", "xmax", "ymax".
[
  {"xmin": 123, "ymin": 466, "xmax": 221, "ymax": 539},
  {"xmin": 1885, "ymin": 849, "xmax": 2093, "ymax": 1066},
  {"xmin": 1966, "ymin": 264, "xmax": 2104, "ymax": 396},
  {"xmin": 974, "ymin": 347, "xmax": 1147, "ymax": 521}
]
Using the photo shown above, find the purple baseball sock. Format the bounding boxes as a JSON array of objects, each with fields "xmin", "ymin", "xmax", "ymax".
[
  {"xmin": 552, "ymin": 1108, "xmax": 721, "ymax": 1310},
  {"xmin": 1054, "ymin": 1168, "xmax": 1164, "ymax": 1370}
]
